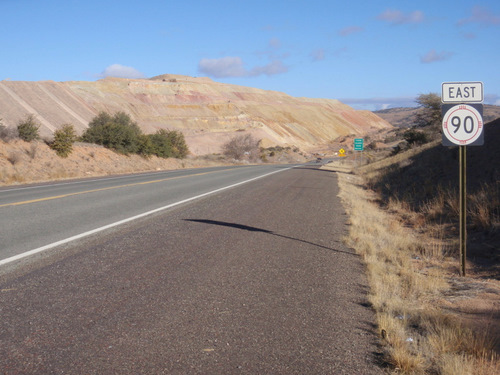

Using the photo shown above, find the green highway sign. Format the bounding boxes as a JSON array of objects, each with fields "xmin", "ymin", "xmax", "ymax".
[{"xmin": 353, "ymin": 138, "xmax": 364, "ymax": 151}]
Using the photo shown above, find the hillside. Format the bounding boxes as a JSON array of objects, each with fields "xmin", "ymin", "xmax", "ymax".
[
  {"xmin": 375, "ymin": 104, "xmax": 500, "ymax": 128},
  {"xmin": 331, "ymin": 118, "xmax": 500, "ymax": 374},
  {"xmin": 0, "ymin": 75, "xmax": 391, "ymax": 155}
]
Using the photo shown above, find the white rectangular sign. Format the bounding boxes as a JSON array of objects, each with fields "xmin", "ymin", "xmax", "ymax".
[{"xmin": 442, "ymin": 82, "xmax": 483, "ymax": 103}]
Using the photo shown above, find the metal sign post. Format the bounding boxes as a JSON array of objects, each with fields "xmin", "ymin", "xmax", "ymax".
[
  {"xmin": 441, "ymin": 82, "xmax": 484, "ymax": 276},
  {"xmin": 353, "ymin": 138, "xmax": 364, "ymax": 165},
  {"xmin": 459, "ymin": 146, "xmax": 466, "ymax": 276}
]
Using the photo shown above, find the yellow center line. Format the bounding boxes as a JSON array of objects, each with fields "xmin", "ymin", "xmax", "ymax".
[{"xmin": 0, "ymin": 169, "xmax": 229, "ymax": 208}]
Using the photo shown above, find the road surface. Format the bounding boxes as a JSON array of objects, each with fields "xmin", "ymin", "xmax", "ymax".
[{"xmin": 0, "ymin": 165, "xmax": 382, "ymax": 374}]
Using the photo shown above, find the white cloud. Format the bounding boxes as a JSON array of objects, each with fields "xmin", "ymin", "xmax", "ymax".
[
  {"xmin": 198, "ymin": 57, "xmax": 247, "ymax": 78},
  {"xmin": 377, "ymin": 9, "xmax": 424, "ymax": 25},
  {"xmin": 249, "ymin": 60, "xmax": 288, "ymax": 76},
  {"xmin": 255, "ymin": 38, "xmax": 290, "ymax": 61},
  {"xmin": 420, "ymin": 49, "xmax": 454, "ymax": 63},
  {"xmin": 198, "ymin": 56, "xmax": 288, "ymax": 78},
  {"xmin": 100, "ymin": 64, "xmax": 145, "ymax": 79},
  {"xmin": 338, "ymin": 26, "xmax": 364, "ymax": 36},
  {"xmin": 458, "ymin": 6, "xmax": 500, "ymax": 26}
]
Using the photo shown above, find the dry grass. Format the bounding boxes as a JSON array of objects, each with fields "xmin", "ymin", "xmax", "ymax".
[
  {"xmin": 356, "ymin": 140, "xmax": 440, "ymax": 181},
  {"xmin": 0, "ymin": 139, "xmax": 241, "ymax": 186},
  {"xmin": 7, "ymin": 151, "xmax": 23, "ymax": 165},
  {"xmin": 337, "ymin": 171, "xmax": 500, "ymax": 374},
  {"xmin": 468, "ymin": 183, "xmax": 500, "ymax": 230}
]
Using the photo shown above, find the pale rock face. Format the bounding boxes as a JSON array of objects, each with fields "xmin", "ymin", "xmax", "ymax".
[{"xmin": 0, "ymin": 75, "xmax": 392, "ymax": 155}]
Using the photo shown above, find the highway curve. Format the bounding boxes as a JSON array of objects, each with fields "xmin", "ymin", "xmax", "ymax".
[{"xmin": 0, "ymin": 165, "xmax": 383, "ymax": 374}]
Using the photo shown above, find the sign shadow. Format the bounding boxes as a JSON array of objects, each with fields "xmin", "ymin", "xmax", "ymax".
[{"xmin": 183, "ymin": 219, "xmax": 357, "ymax": 257}]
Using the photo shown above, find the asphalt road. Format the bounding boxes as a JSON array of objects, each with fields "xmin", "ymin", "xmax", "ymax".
[
  {"xmin": 0, "ymin": 165, "xmax": 382, "ymax": 374},
  {"xmin": 0, "ymin": 165, "xmax": 293, "ymax": 263}
]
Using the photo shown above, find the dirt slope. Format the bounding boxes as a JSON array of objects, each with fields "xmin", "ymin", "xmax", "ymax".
[{"xmin": 0, "ymin": 75, "xmax": 391, "ymax": 155}]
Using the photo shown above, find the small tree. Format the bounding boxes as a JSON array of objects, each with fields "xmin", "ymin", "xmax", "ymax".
[
  {"xmin": 137, "ymin": 134, "xmax": 156, "ymax": 158},
  {"xmin": 166, "ymin": 130, "xmax": 189, "ymax": 158},
  {"xmin": 149, "ymin": 129, "xmax": 174, "ymax": 158},
  {"xmin": 17, "ymin": 114, "xmax": 40, "ymax": 142},
  {"xmin": 403, "ymin": 128, "xmax": 429, "ymax": 146},
  {"xmin": 148, "ymin": 129, "xmax": 189, "ymax": 159},
  {"xmin": 414, "ymin": 93, "xmax": 442, "ymax": 129},
  {"xmin": 51, "ymin": 124, "xmax": 77, "ymax": 157},
  {"xmin": 81, "ymin": 111, "xmax": 142, "ymax": 154},
  {"xmin": 222, "ymin": 134, "xmax": 259, "ymax": 160}
]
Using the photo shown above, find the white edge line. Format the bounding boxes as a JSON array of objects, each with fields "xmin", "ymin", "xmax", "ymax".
[{"xmin": 0, "ymin": 166, "xmax": 294, "ymax": 266}]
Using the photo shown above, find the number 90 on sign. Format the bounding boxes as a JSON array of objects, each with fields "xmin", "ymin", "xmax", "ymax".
[{"xmin": 442, "ymin": 104, "xmax": 483, "ymax": 146}]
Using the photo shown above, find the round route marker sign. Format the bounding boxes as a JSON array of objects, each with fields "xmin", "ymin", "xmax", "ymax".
[{"xmin": 442, "ymin": 104, "xmax": 483, "ymax": 146}]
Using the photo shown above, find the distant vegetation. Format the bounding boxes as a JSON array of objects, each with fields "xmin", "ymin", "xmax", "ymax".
[
  {"xmin": 81, "ymin": 111, "xmax": 189, "ymax": 159},
  {"xmin": 17, "ymin": 114, "xmax": 40, "ymax": 142},
  {"xmin": 50, "ymin": 124, "xmax": 77, "ymax": 157},
  {"xmin": 414, "ymin": 93, "xmax": 442, "ymax": 129},
  {"xmin": 148, "ymin": 128, "xmax": 189, "ymax": 159},
  {"xmin": 221, "ymin": 134, "xmax": 260, "ymax": 161},
  {"xmin": 81, "ymin": 111, "xmax": 143, "ymax": 155},
  {"xmin": 1, "ymin": 111, "xmax": 190, "ymax": 160}
]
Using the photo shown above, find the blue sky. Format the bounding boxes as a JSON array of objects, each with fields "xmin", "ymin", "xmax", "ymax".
[{"xmin": 1, "ymin": 0, "xmax": 499, "ymax": 110}]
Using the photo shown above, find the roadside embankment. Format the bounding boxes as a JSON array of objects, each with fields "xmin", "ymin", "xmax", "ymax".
[
  {"xmin": 330, "ymin": 145, "xmax": 500, "ymax": 374},
  {"xmin": 0, "ymin": 140, "xmax": 233, "ymax": 186}
]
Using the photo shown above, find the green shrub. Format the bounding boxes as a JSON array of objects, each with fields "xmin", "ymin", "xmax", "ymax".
[
  {"xmin": 403, "ymin": 128, "xmax": 430, "ymax": 146},
  {"xmin": 149, "ymin": 129, "xmax": 173, "ymax": 158},
  {"xmin": 149, "ymin": 129, "xmax": 189, "ymax": 159},
  {"xmin": 17, "ymin": 114, "xmax": 40, "ymax": 142},
  {"xmin": 137, "ymin": 134, "xmax": 156, "ymax": 158},
  {"xmin": 81, "ymin": 111, "xmax": 142, "ymax": 154},
  {"xmin": 81, "ymin": 111, "xmax": 189, "ymax": 158},
  {"xmin": 50, "ymin": 124, "xmax": 77, "ymax": 157},
  {"xmin": 165, "ymin": 129, "xmax": 189, "ymax": 158}
]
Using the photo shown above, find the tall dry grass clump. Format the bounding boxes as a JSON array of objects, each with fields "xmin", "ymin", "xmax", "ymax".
[{"xmin": 337, "ymin": 171, "xmax": 499, "ymax": 374}]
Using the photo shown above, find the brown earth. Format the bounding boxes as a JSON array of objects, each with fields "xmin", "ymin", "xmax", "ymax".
[
  {"xmin": 0, "ymin": 139, "xmax": 308, "ymax": 186},
  {"xmin": 0, "ymin": 74, "xmax": 392, "ymax": 156}
]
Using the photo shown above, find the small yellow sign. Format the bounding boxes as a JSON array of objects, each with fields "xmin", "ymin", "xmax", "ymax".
[{"xmin": 338, "ymin": 148, "xmax": 346, "ymax": 157}]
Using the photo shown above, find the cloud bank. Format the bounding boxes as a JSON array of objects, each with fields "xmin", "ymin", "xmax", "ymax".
[
  {"xmin": 377, "ymin": 9, "xmax": 424, "ymax": 25},
  {"xmin": 198, "ymin": 57, "xmax": 288, "ymax": 78},
  {"xmin": 338, "ymin": 26, "xmax": 364, "ymax": 36},
  {"xmin": 457, "ymin": 6, "xmax": 500, "ymax": 26},
  {"xmin": 420, "ymin": 49, "xmax": 454, "ymax": 63},
  {"xmin": 100, "ymin": 64, "xmax": 145, "ymax": 79}
]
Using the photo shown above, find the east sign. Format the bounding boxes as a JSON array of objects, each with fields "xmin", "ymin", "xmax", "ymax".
[
  {"xmin": 441, "ymin": 81, "xmax": 483, "ymax": 103},
  {"xmin": 440, "ymin": 81, "xmax": 484, "ymax": 276},
  {"xmin": 441, "ymin": 82, "xmax": 484, "ymax": 146}
]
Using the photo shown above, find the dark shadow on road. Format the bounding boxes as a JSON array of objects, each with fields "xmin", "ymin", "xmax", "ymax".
[
  {"xmin": 291, "ymin": 166, "xmax": 338, "ymax": 173},
  {"xmin": 187, "ymin": 219, "xmax": 273, "ymax": 233},
  {"xmin": 184, "ymin": 219, "xmax": 358, "ymax": 257}
]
